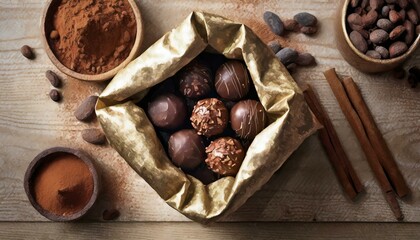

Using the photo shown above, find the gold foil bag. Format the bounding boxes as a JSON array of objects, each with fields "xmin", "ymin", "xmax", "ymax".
[{"xmin": 97, "ymin": 12, "xmax": 319, "ymax": 223}]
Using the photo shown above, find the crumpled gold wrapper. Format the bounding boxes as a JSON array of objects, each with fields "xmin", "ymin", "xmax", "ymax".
[{"xmin": 96, "ymin": 11, "xmax": 319, "ymax": 223}]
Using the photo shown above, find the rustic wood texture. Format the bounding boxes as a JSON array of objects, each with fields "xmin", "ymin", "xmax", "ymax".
[{"xmin": 0, "ymin": 0, "xmax": 419, "ymax": 224}]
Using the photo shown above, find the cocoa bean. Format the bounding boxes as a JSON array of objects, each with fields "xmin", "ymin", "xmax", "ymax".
[
  {"xmin": 370, "ymin": 29, "xmax": 389, "ymax": 44},
  {"xmin": 300, "ymin": 26, "xmax": 318, "ymax": 35},
  {"xmin": 370, "ymin": 0, "xmax": 384, "ymax": 10},
  {"xmin": 284, "ymin": 19, "xmax": 300, "ymax": 32},
  {"xmin": 49, "ymin": 89, "xmax": 61, "ymax": 102},
  {"xmin": 389, "ymin": 9, "xmax": 403, "ymax": 23},
  {"xmin": 362, "ymin": 9, "xmax": 379, "ymax": 27},
  {"xmin": 351, "ymin": 0, "xmax": 360, "ymax": 8},
  {"xmin": 389, "ymin": 4, "xmax": 395, "ymax": 9},
  {"xmin": 407, "ymin": 8, "xmax": 419, "ymax": 25},
  {"xmin": 276, "ymin": 47, "xmax": 298, "ymax": 65},
  {"xmin": 45, "ymin": 70, "xmax": 61, "ymax": 88},
  {"xmin": 399, "ymin": 9, "xmax": 406, "ymax": 22},
  {"xmin": 81, "ymin": 128, "xmax": 106, "ymax": 145},
  {"xmin": 397, "ymin": 0, "xmax": 408, "ymax": 9},
  {"xmin": 263, "ymin": 11, "xmax": 285, "ymax": 36},
  {"xmin": 385, "ymin": 0, "xmax": 397, "ymax": 3},
  {"xmin": 377, "ymin": 18, "xmax": 394, "ymax": 31},
  {"xmin": 295, "ymin": 52, "xmax": 316, "ymax": 66},
  {"xmin": 293, "ymin": 12, "xmax": 317, "ymax": 27},
  {"xmin": 74, "ymin": 95, "xmax": 98, "ymax": 121},
  {"xmin": 357, "ymin": 29, "xmax": 370, "ymax": 39},
  {"xmin": 361, "ymin": 0, "xmax": 369, "ymax": 8},
  {"xmin": 286, "ymin": 63, "xmax": 297, "ymax": 73},
  {"xmin": 355, "ymin": 7, "xmax": 364, "ymax": 15},
  {"xmin": 389, "ymin": 25, "xmax": 406, "ymax": 40},
  {"xmin": 20, "ymin": 45, "xmax": 34, "ymax": 60},
  {"xmin": 375, "ymin": 46, "xmax": 390, "ymax": 58},
  {"xmin": 366, "ymin": 50, "xmax": 382, "ymax": 59},
  {"xmin": 403, "ymin": 20, "xmax": 415, "ymax": 44},
  {"xmin": 103, "ymin": 209, "xmax": 120, "ymax": 221},
  {"xmin": 392, "ymin": 67, "xmax": 406, "ymax": 79},
  {"xmin": 382, "ymin": 5, "xmax": 390, "ymax": 17},
  {"xmin": 348, "ymin": 13, "xmax": 364, "ymax": 31},
  {"xmin": 389, "ymin": 41, "xmax": 408, "ymax": 57},
  {"xmin": 350, "ymin": 30, "xmax": 369, "ymax": 53},
  {"xmin": 267, "ymin": 40, "xmax": 282, "ymax": 53}
]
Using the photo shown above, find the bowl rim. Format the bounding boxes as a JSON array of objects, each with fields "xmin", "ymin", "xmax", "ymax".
[
  {"xmin": 41, "ymin": 0, "xmax": 144, "ymax": 81},
  {"xmin": 341, "ymin": 0, "xmax": 420, "ymax": 64},
  {"xmin": 23, "ymin": 147, "xmax": 100, "ymax": 221}
]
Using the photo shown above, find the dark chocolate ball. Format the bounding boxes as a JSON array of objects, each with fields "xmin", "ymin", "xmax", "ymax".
[
  {"xmin": 215, "ymin": 60, "xmax": 250, "ymax": 101},
  {"xmin": 147, "ymin": 93, "xmax": 187, "ymax": 130},
  {"xmin": 168, "ymin": 129, "xmax": 206, "ymax": 170},
  {"xmin": 178, "ymin": 61, "xmax": 213, "ymax": 99},
  {"xmin": 205, "ymin": 137, "xmax": 245, "ymax": 176},
  {"xmin": 190, "ymin": 98, "xmax": 228, "ymax": 137},
  {"xmin": 230, "ymin": 100, "xmax": 267, "ymax": 139}
]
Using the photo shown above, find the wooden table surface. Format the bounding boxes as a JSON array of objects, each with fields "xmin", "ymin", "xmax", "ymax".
[{"xmin": 1, "ymin": 0, "xmax": 419, "ymax": 238}]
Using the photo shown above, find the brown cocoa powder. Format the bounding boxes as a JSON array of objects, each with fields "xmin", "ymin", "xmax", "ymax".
[{"xmin": 49, "ymin": 0, "xmax": 137, "ymax": 75}]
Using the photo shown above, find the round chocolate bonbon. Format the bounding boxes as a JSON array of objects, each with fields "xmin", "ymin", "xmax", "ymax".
[
  {"xmin": 168, "ymin": 129, "xmax": 206, "ymax": 170},
  {"xmin": 205, "ymin": 137, "xmax": 245, "ymax": 176},
  {"xmin": 178, "ymin": 61, "xmax": 213, "ymax": 99},
  {"xmin": 230, "ymin": 100, "xmax": 267, "ymax": 139},
  {"xmin": 190, "ymin": 98, "xmax": 228, "ymax": 137},
  {"xmin": 215, "ymin": 60, "xmax": 250, "ymax": 101},
  {"xmin": 147, "ymin": 93, "xmax": 187, "ymax": 130}
]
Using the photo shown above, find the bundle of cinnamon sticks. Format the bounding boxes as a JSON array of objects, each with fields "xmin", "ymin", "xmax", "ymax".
[{"xmin": 303, "ymin": 68, "xmax": 410, "ymax": 220}]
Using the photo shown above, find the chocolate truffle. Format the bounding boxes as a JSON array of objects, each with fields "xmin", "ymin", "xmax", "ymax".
[
  {"xmin": 190, "ymin": 98, "xmax": 228, "ymax": 137},
  {"xmin": 215, "ymin": 60, "xmax": 251, "ymax": 101},
  {"xmin": 168, "ymin": 129, "xmax": 206, "ymax": 170},
  {"xmin": 147, "ymin": 93, "xmax": 187, "ymax": 130},
  {"xmin": 189, "ymin": 165, "xmax": 218, "ymax": 185},
  {"xmin": 205, "ymin": 137, "xmax": 245, "ymax": 176},
  {"xmin": 230, "ymin": 100, "xmax": 267, "ymax": 139},
  {"xmin": 178, "ymin": 61, "xmax": 213, "ymax": 99}
]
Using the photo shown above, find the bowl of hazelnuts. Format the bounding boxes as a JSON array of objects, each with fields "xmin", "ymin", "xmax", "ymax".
[{"xmin": 336, "ymin": 0, "xmax": 420, "ymax": 73}]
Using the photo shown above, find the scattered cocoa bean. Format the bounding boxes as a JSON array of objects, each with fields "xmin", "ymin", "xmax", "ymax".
[
  {"xmin": 348, "ymin": 13, "xmax": 364, "ymax": 31},
  {"xmin": 392, "ymin": 67, "xmax": 406, "ymax": 79},
  {"xmin": 375, "ymin": 46, "xmax": 390, "ymax": 58},
  {"xmin": 407, "ymin": 8, "xmax": 419, "ymax": 25},
  {"xmin": 389, "ymin": 25, "xmax": 406, "ymax": 40},
  {"xmin": 286, "ymin": 63, "xmax": 297, "ymax": 73},
  {"xmin": 366, "ymin": 50, "xmax": 382, "ymax": 59},
  {"xmin": 350, "ymin": 30, "xmax": 369, "ymax": 53},
  {"xmin": 293, "ymin": 12, "xmax": 318, "ymax": 27},
  {"xmin": 20, "ymin": 45, "xmax": 34, "ymax": 60},
  {"xmin": 82, "ymin": 128, "xmax": 106, "ymax": 145},
  {"xmin": 263, "ymin": 11, "xmax": 285, "ymax": 36},
  {"xmin": 49, "ymin": 30, "xmax": 59, "ymax": 40},
  {"xmin": 284, "ymin": 19, "xmax": 300, "ymax": 32},
  {"xmin": 370, "ymin": 29, "xmax": 389, "ymax": 44},
  {"xmin": 276, "ymin": 47, "xmax": 298, "ymax": 65},
  {"xmin": 389, "ymin": 10, "xmax": 403, "ymax": 23},
  {"xmin": 74, "ymin": 95, "xmax": 98, "ymax": 121},
  {"xmin": 45, "ymin": 70, "xmax": 61, "ymax": 88},
  {"xmin": 267, "ymin": 40, "xmax": 281, "ymax": 53},
  {"xmin": 389, "ymin": 41, "xmax": 408, "ymax": 57},
  {"xmin": 49, "ymin": 89, "xmax": 61, "ymax": 102},
  {"xmin": 300, "ymin": 26, "xmax": 318, "ymax": 35},
  {"xmin": 377, "ymin": 18, "xmax": 394, "ymax": 31},
  {"xmin": 362, "ymin": 9, "xmax": 379, "ymax": 27},
  {"xmin": 295, "ymin": 52, "xmax": 316, "ymax": 66},
  {"xmin": 382, "ymin": 5, "xmax": 391, "ymax": 17},
  {"xmin": 403, "ymin": 20, "xmax": 415, "ymax": 44},
  {"xmin": 103, "ymin": 209, "xmax": 120, "ymax": 221}
]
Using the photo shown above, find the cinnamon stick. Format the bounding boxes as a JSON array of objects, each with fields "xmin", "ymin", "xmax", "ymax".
[
  {"xmin": 342, "ymin": 77, "xmax": 410, "ymax": 198},
  {"xmin": 303, "ymin": 85, "xmax": 363, "ymax": 200},
  {"xmin": 323, "ymin": 68, "xmax": 403, "ymax": 220}
]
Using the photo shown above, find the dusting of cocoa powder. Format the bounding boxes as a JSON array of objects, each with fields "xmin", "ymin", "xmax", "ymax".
[{"xmin": 49, "ymin": 0, "xmax": 137, "ymax": 74}]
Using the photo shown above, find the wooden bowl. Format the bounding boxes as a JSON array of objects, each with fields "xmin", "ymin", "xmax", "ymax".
[
  {"xmin": 41, "ymin": 0, "xmax": 144, "ymax": 81},
  {"xmin": 336, "ymin": 0, "xmax": 420, "ymax": 73},
  {"xmin": 24, "ymin": 147, "xmax": 100, "ymax": 221}
]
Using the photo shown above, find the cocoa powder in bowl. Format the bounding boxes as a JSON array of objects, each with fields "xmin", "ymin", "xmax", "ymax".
[{"xmin": 47, "ymin": 0, "xmax": 137, "ymax": 75}]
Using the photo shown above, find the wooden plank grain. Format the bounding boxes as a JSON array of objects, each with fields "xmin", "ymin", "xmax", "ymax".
[{"xmin": 0, "ymin": 0, "xmax": 419, "ymax": 222}]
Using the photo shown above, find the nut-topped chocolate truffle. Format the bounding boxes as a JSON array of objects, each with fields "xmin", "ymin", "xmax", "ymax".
[
  {"xmin": 168, "ymin": 129, "xmax": 206, "ymax": 170},
  {"xmin": 205, "ymin": 137, "xmax": 245, "ymax": 176},
  {"xmin": 215, "ymin": 60, "xmax": 251, "ymax": 101},
  {"xmin": 178, "ymin": 60, "xmax": 213, "ymax": 99},
  {"xmin": 230, "ymin": 100, "xmax": 267, "ymax": 139},
  {"xmin": 147, "ymin": 93, "xmax": 187, "ymax": 130},
  {"xmin": 190, "ymin": 98, "xmax": 228, "ymax": 137}
]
